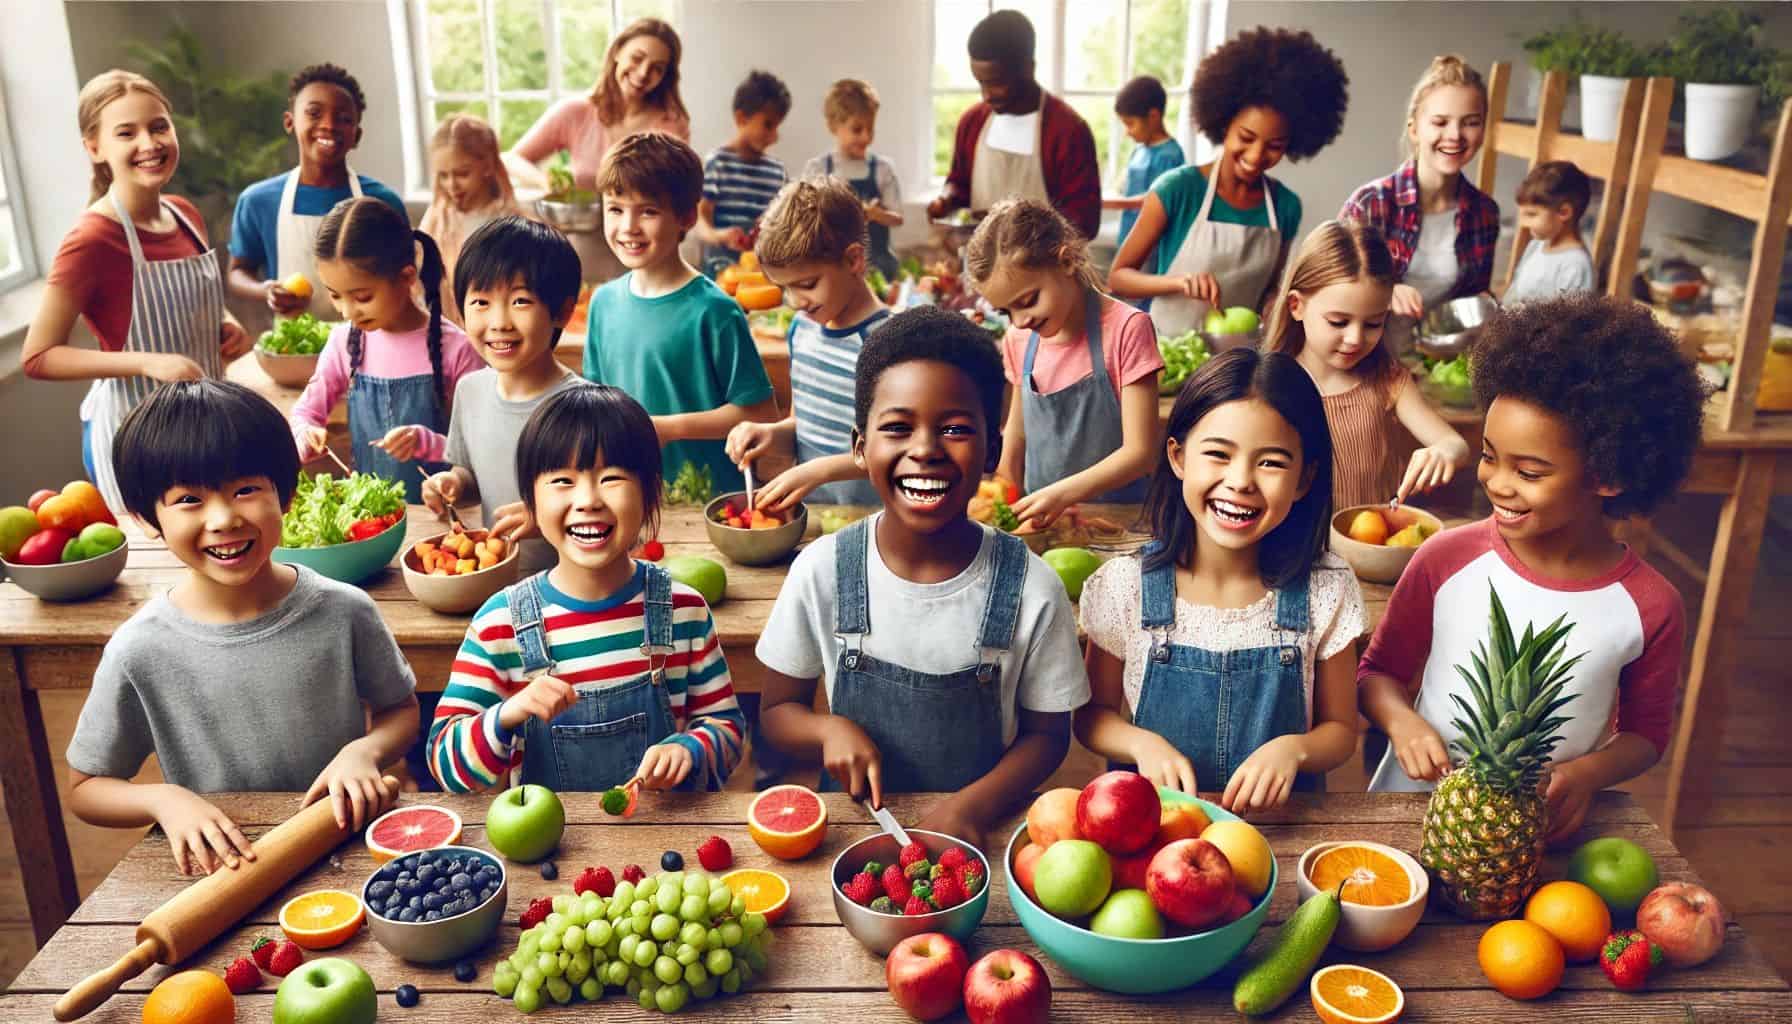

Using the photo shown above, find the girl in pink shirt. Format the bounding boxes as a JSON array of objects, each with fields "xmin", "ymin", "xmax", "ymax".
[
  {"xmin": 290, "ymin": 198, "xmax": 481, "ymax": 503},
  {"xmin": 507, "ymin": 19, "xmax": 691, "ymax": 191},
  {"xmin": 968, "ymin": 198, "xmax": 1163, "ymax": 527}
]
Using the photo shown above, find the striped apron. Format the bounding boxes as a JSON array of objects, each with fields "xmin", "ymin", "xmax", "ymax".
[{"xmin": 81, "ymin": 194, "xmax": 225, "ymax": 514}]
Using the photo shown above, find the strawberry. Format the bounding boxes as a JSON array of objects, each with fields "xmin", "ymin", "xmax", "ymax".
[
  {"xmin": 574, "ymin": 866, "xmax": 616, "ymax": 898},
  {"xmin": 902, "ymin": 896, "xmax": 932, "ymax": 916},
  {"xmin": 640, "ymin": 540, "xmax": 665, "ymax": 561},
  {"xmin": 1600, "ymin": 930, "xmax": 1663, "ymax": 992},
  {"xmin": 882, "ymin": 864, "xmax": 911, "ymax": 903},
  {"xmin": 841, "ymin": 872, "xmax": 879, "ymax": 906},
  {"xmin": 959, "ymin": 861, "xmax": 986, "ymax": 897},
  {"xmin": 898, "ymin": 841, "xmax": 928, "ymax": 869},
  {"xmin": 267, "ymin": 940, "xmax": 304, "ymax": 978},
  {"xmin": 622, "ymin": 864, "xmax": 646, "ymax": 884},
  {"xmin": 224, "ymin": 956, "xmax": 261, "ymax": 995},
  {"xmin": 937, "ymin": 847, "xmax": 969, "ymax": 873},
  {"xmin": 697, "ymin": 835, "xmax": 733, "ymax": 872},
  {"xmin": 931, "ymin": 873, "xmax": 967, "ymax": 909},
  {"xmin": 250, "ymin": 935, "xmax": 278, "ymax": 970},
  {"xmin": 518, "ymin": 897, "xmax": 554, "ymax": 931}
]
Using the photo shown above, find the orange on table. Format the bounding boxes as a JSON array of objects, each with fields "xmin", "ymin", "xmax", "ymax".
[
  {"xmin": 142, "ymin": 969, "xmax": 234, "ymax": 1024},
  {"xmin": 1477, "ymin": 919, "xmax": 1565, "ymax": 1000},
  {"xmin": 720, "ymin": 868, "xmax": 791, "ymax": 924},
  {"xmin": 746, "ymin": 784, "xmax": 828, "ymax": 860},
  {"xmin": 1523, "ymin": 880, "xmax": 1611, "ymax": 962},
  {"xmin": 1308, "ymin": 844, "xmax": 1412, "ymax": 907},
  {"xmin": 1310, "ymin": 964, "xmax": 1405, "ymax": 1024},
  {"xmin": 35, "ymin": 494, "xmax": 88, "ymax": 533},
  {"xmin": 61, "ymin": 480, "xmax": 111, "ymax": 525},
  {"xmin": 279, "ymin": 889, "xmax": 367, "ymax": 950}
]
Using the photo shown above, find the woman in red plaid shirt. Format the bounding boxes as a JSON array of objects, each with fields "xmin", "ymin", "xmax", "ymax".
[{"xmin": 1340, "ymin": 56, "xmax": 1499, "ymax": 321}]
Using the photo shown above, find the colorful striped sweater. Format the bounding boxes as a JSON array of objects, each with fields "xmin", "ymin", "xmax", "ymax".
[{"xmin": 428, "ymin": 566, "xmax": 744, "ymax": 792}]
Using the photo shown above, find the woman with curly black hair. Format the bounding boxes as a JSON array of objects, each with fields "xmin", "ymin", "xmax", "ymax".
[
  {"xmin": 1358, "ymin": 294, "xmax": 1706, "ymax": 841},
  {"xmin": 1109, "ymin": 27, "xmax": 1348, "ymax": 338}
]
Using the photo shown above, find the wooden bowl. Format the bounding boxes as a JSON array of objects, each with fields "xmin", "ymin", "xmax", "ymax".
[
  {"xmin": 401, "ymin": 528, "xmax": 521, "ymax": 614},
  {"xmin": 255, "ymin": 348, "xmax": 321, "ymax": 389},
  {"xmin": 1329, "ymin": 505, "xmax": 1444, "ymax": 584}
]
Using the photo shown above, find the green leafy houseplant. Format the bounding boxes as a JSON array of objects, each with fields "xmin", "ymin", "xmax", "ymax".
[
  {"xmin": 1521, "ymin": 20, "xmax": 1655, "ymax": 78},
  {"xmin": 1658, "ymin": 5, "xmax": 1787, "ymax": 103}
]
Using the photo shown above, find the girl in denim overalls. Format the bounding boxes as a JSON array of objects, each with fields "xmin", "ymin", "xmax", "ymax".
[
  {"xmin": 428, "ymin": 386, "xmax": 745, "ymax": 794},
  {"xmin": 288, "ymin": 198, "xmax": 483, "ymax": 504},
  {"xmin": 1075, "ymin": 347, "xmax": 1366, "ymax": 812}
]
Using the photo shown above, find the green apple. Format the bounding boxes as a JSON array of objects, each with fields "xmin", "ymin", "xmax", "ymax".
[
  {"xmin": 1041, "ymin": 548, "xmax": 1101, "ymax": 602},
  {"xmin": 1221, "ymin": 307, "xmax": 1260, "ymax": 334},
  {"xmin": 272, "ymin": 957, "xmax": 376, "ymax": 1024},
  {"xmin": 1089, "ymin": 887, "xmax": 1163, "ymax": 939},
  {"xmin": 1033, "ymin": 838, "xmax": 1111, "ymax": 918},
  {"xmin": 78, "ymin": 521, "xmax": 125, "ymax": 555},
  {"xmin": 1568, "ymin": 836, "xmax": 1658, "ymax": 922},
  {"xmin": 1203, "ymin": 308, "xmax": 1228, "ymax": 335},
  {"xmin": 487, "ymin": 783, "xmax": 566, "ymax": 862},
  {"xmin": 60, "ymin": 537, "xmax": 89, "ymax": 563},
  {"xmin": 664, "ymin": 554, "xmax": 726, "ymax": 605},
  {"xmin": 0, "ymin": 506, "xmax": 39, "ymax": 561}
]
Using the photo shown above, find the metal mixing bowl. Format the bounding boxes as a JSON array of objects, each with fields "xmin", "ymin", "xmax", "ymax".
[
  {"xmin": 831, "ymin": 829, "xmax": 990, "ymax": 955},
  {"xmin": 537, "ymin": 197, "xmax": 600, "ymax": 233},
  {"xmin": 1415, "ymin": 294, "xmax": 1499, "ymax": 360}
]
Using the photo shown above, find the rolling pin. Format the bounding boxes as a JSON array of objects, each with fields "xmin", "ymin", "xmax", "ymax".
[{"xmin": 54, "ymin": 776, "xmax": 398, "ymax": 1021}]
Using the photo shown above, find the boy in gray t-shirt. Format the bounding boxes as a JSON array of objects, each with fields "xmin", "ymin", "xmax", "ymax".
[{"xmin": 66, "ymin": 381, "xmax": 417, "ymax": 876}]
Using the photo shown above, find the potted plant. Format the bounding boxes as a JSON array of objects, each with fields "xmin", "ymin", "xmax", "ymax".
[
  {"xmin": 1659, "ymin": 5, "xmax": 1786, "ymax": 161},
  {"xmin": 1521, "ymin": 19, "xmax": 1654, "ymax": 142}
]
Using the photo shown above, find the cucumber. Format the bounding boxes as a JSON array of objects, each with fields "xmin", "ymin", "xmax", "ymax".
[{"xmin": 1232, "ymin": 883, "xmax": 1343, "ymax": 1015}]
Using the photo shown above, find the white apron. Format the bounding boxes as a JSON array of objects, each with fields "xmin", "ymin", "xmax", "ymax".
[
  {"xmin": 970, "ymin": 107, "xmax": 1051, "ymax": 212},
  {"xmin": 276, "ymin": 166, "xmax": 362, "ymax": 319},
  {"xmin": 1150, "ymin": 168, "xmax": 1284, "ymax": 340},
  {"xmin": 81, "ymin": 195, "xmax": 225, "ymax": 514}
]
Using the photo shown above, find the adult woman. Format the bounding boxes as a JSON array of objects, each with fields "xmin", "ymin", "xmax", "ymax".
[
  {"xmin": 1339, "ymin": 56, "xmax": 1499, "ymax": 320},
  {"xmin": 505, "ymin": 18, "xmax": 691, "ymax": 191}
]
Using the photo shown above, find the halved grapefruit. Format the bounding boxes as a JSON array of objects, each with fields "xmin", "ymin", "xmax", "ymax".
[
  {"xmin": 366, "ymin": 804, "xmax": 462, "ymax": 863},
  {"xmin": 746, "ymin": 785, "xmax": 827, "ymax": 860}
]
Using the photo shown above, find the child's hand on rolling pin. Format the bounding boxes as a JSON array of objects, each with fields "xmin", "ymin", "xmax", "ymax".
[
  {"xmin": 303, "ymin": 737, "xmax": 398, "ymax": 831},
  {"xmin": 152, "ymin": 787, "xmax": 257, "ymax": 876},
  {"xmin": 498, "ymin": 673, "xmax": 578, "ymax": 731}
]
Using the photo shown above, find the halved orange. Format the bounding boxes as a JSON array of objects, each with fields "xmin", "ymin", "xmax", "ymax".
[
  {"xmin": 280, "ymin": 889, "xmax": 366, "ymax": 950},
  {"xmin": 1311, "ymin": 964, "xmax": 1404, "ymax": 1024},
  {"xmin": 720, "ymin": 868, "xmax": 790, "ymax": 924},
  {"xmin": 1308, "ymin": 844, "xmax": 1412, "ymax": 907},
  {"xmin": 747, "ymin": 785, "xmax": 827, "ymax": 860}
]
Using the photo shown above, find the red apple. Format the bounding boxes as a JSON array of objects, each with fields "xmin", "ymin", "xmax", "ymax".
[
  {"xmin": 26, "ymin": 490, "xmax": 56, "ymax": 513},
  {"xmin": 1146, "ymin": 838, "xmax": 1235, "ymax": 928},
  {"xmin": 1636, "ymin": 882, "xmax": 1726, "ymax": 967},
  {"xmin": 1025, "ymin": 788, "xmax": 1082, "ymax": 848},
  {"xmin": 886, "ymin": 932, "xmax": 969, "ymax": 1021},
  {"xmin": 1075, "ymin": 770, "xmax": 1161, "ymax": 855},
  {"xmin": 12, "ymin": 527, "xmax": 74, "ymax": 566},
  {"xmin": 962, "ymin": 949, "xmax": 1050, "ymax": 1024},
  {"xmin": 1111, "ymin": 839, "xmax": 1165, "ymax": 892},
  {"xmin": 1218, "ymin": 886, "xmax": 1254, "ymax": 925},
  {"xmin": 1012, "ymin": 842, "xmax": 1044, "ymax": 903}
]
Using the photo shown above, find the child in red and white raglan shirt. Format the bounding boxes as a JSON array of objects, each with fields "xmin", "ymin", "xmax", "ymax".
[{"xmin": 1358, "ymin": 295, "xmax": 1706, "ymax": 844}]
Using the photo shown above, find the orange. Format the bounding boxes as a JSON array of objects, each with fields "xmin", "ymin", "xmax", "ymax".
[
  {"xmin": 1308, "ymin": 844, "xmax": 1413, "ymax": 907},
  {"xmin": 1347, "ymin": 509, "xmax": 1390, "ymax": 546},
  {"xmin": 1311, "ymin": 964, "xmax": 1405, "ymax": 1024},
  {"xmin": 1477, "ymin": 919, "xmax": 1565, "ymax": 1000},
  {"xmin": 61, "ymin": 481, "xmax": 111, "ymax": 525},
  {"xmin": 279, "ymin": 889, "xmax": 366, "ymax": 950},
  {"xmin": 1523, "ymin": 880, "xmax": 1612, "ymax": 962},
  {"xmin": 35, "ymin": 494, "xmax": 88, "ymax": 533},
  {"xmin": 720, "ymin": 868, "xmax": 790, "ymax": 924},
  {"xmin": 281, "ymin": 271, "xmax": 313, "ymax": 299},
  {"xmin": 746, "ymin": 785, "xmax": 828, "ymax": 860},
  {"xmin": 142, "ymin": 969, "xmax": 235, "ymax": 1024}
]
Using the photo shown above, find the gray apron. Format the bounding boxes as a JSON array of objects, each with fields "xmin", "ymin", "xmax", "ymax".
[
  {"xmin": 1150, "ymin": 167, "xmax": 1283, "ymax": 343},
  {"xmin": 1020, "ymin": 291, "xmax": 1146, "ymax": 503},
  {"xmin": 825, "ymin": 153, "xmax": 898, "ymax": 280}
]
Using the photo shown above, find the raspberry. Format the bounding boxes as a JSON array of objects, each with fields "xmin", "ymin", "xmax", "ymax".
[
  {"xmin": 931, "ymin": 873, "xmax": 967, "ymax": 909},
  {"xmin": 574, "ymin": 866, "xmax": 616, "ymax": 898},
  {"xmin": 697, "ymin": 835, "xmax": 733, "ymax": 872},
  {"xmin": 937, "ymin": 847, "xmax": 970, "ymax": 872},
  {"xmin": 641, "ymin": 539, "xmax": 665, "ymax": 561},
  {"xmin": 898, "ymin": 841, "xmax": 928, "ymax": 868},
  {"xmin": 622, "ymin": 864, "xmax": 646, "ymax": 884},
  {"xmin": 841, "ymin": 872, "xmax": 879, "ymax": 906},
  {"xmin": 224, "ymin": 957, "xmax": 261, "ymax": 995},
  {"xmin": 882, "ymin": 864, "xmax": 911, "ymax": 903},
  {"xmin": 518, "ymin": 896, "xmax": 554, "ymax": 930},
  {"xmin": 902, "ymin": 896, "xmax": 932, "ymax": 916}
]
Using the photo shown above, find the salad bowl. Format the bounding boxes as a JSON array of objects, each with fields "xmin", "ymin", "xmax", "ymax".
[{"xmin": 273, "ymin": 472, "xmax": 409, "ymax": 585}]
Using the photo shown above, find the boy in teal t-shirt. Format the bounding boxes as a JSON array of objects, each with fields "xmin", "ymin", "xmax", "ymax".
[{"xmin": 583, "ymin": 134, "xmax": 778, "ymax": 494}]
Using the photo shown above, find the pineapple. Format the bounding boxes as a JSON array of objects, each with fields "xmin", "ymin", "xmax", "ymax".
[{"xmin": 1421, "ymin": 584, "xmax": 1583, "ymax": 920}]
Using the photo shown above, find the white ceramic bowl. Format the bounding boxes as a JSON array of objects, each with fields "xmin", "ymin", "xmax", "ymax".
[
  {"xmin": 1295, "ymin": 840, "xmax": 1428, "ymax": 953},
  {"xmin": 1, "ymin": 542, "xmax": 128, "ymax": 601}
]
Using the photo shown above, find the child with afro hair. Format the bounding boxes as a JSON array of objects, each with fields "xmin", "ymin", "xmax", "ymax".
[
  {"xmin": 1359, "ymin": 294, "xmax": 1707, "ymax": 845},
  {"xmin": 1110, "ymin": 27, "xmax": 1349, "ymax": 338}
]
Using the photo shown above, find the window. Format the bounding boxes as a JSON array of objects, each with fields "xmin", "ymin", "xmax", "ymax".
[
  {"xmin": 931, "ymin": 0, "xmax": 1201, "ymax": 186},
  {"xmin": 408, "ymin": 0, "xmax": 674, "ymax": 158},
  {"xmin": 0, "ymin": 78, "xmax": 33, "ymax": 294}
]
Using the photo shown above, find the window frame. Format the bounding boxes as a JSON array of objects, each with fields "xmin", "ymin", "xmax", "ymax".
[{"xmin": 0, "ymin": 75, "xmax": 37, "ymax": 296}]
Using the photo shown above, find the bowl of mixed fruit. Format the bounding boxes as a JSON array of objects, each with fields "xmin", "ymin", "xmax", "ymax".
[
  {"xmin": 402, "ymin": 525, "xmax": 521, "ymax": 614},
  {"xmin": 703, "ymin": 493, "xmax": 807, "ymax": 566}
]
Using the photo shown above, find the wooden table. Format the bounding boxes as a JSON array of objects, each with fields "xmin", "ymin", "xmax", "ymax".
[{"xmin": 2, "ymin": 791, "xmax": 1784, "ymax": 1020}]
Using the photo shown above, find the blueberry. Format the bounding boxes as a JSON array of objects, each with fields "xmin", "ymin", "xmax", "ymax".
[
  {"xmin": 368, "ymin": 881, "xmax": 393, "ymax": 901},
  {"xmin": 417, "ymin": 864, "xmax": 437, "ymax": 884},
  {"xmin": 432, "ymin": 875, "xmax": 450, "ymax": 891},
  {"xmin": 425, "ymin": 894, "xmax": 444, "ymax": 911},
  {"xmin": 482, "ymin": 884, "xmax": 498, "ymax": 901},
  {"xmin": 539, "ymin": 861, "xmax": 558, "ymax": 881},
  {"xmin": 408, "ymin": 895, "xmax": 424, "ymax": 911},
  {"xmin": 398, "ymin": 907, "xmax": 419, "ymax": 923},
  {"xmin": 660, "ymin": 850, "xmax": 684, "ymax": 871},
  {"xmin": 454, "ymin": 960, "xmax": 477, "ymax": 983},
  {"xmin": 446, "ymin": 857, "xmax": 465, "ymax": 873},
  {"xmin": 423, "ymin": 910, "xmax": 441, "ymax": 922},
  {"xmin": 450, "ymin": 872, "xmax": 472, "ymax": 890},
  {"xmin": 395, "ymin": 984, "xmax": 420, "ymax": 1008}
]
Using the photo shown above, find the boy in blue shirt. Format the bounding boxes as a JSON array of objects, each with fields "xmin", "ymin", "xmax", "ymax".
[
  {"xmin": 227, "ymin": 63, "xmax": 408, "ymax": 321},
  {"xmin": 584, "ymin": 132, "xmax": 778, "ymax": 494},
  {"xmin": 1107, "ymin": 76, "xmax": 1185, "ymax": 260},
  {"xmin": 695, "ymin": 71, "xmax": 791, "ymax": 278}
]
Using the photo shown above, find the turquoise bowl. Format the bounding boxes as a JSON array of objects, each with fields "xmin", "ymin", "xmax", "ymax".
[
  {"xmin": 274, "ymin": 517, "xmax": 407, "ymax": 585},
  {"xmin": 1005, "ymin": 790, "xmax": 1275, "ymax": 994}
]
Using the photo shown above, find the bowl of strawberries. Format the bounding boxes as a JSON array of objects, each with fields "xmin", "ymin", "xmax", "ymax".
[
  {"xmin": 831, "ymin": 829, "xmax": 991, "ymax": 955},
  {"xmin": 401, "ymin": 526, "xmax": 520, "ymax": 614},
  {"xmin": 703, "ymin": 492, "xmax": 808, "ymax": 566}
]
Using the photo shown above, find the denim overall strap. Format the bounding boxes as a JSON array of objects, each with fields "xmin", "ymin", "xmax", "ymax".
[
  {"xmin": 1274, "ymin": 571, "xmax": 1312, "ymax": 632},
  {"xmin": 826, "ymin": 153, "xmax": 896, "ymax": 278},
  {"xmin": 1138, "ymin": 543, "xmax": 1178, "ymax": 663},
  {"xmin": 833, "ymin": 518, "xmax": 874, "ymax": 669},
  {"xmin": 639, "ymin": 563, "xmax": 676, "ymax": 684},
  {"xmin": 508, "ymin": 572, "xmax": 555, "ymax": 676},
  {"xmin": 973, "ymin": 531, "xmax": 1030, "ymax": 682}
]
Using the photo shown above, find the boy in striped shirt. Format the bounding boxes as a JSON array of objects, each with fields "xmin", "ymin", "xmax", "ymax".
[
  {"xmin": 428, "ymin": 386, "xmax": 744, "ymax": 793},
  {"xmin": 696, "ymin": 70, "xmax": 791, "ymax": 278}
]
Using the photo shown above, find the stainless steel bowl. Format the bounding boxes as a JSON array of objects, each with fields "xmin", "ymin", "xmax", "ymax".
[
  {"xmin": 1415, "ymin": 294, "xmax": 1499, "ymax": 360},
  {"xmin": 363, "ymin": 845, "xmax": 507, "ymax": 963},
  {"xmin": 831, "ymin": 829, "xmax": 990, "ymax": 955},
  {"xmin": 703, "ymin": 493, "xmax": 808, "ymax": 566},
  {"xmin": 536, "ymin": 197, "xmax": 600, "ymax": 233}
]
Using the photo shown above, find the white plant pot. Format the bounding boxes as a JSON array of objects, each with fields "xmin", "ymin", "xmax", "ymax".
[
  {"xmin": 1579, "ymin": 75, "xmax": 1628, "ymax": 142},
  {"xmin": 1683, "ymin": 82, "xmax": 1760, "ymax": 161}
]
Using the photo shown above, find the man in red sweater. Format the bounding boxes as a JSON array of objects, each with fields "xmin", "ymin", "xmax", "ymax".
[{"xmin": 927, "ymin": 10, "xmax": 1101, "ymax": 239}]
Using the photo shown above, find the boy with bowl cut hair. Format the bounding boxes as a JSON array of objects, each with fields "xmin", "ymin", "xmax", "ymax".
[
  {"xmin": 803, "ymin": 78, "xmax": 904, "ymax": 280},
  {"xmin": 1505, "ymin": 160, "xmax": 1595, "ymax": 304},
  {"xmin": 68, "ymin": 379, "xmax": 417, "ymax": 874}
]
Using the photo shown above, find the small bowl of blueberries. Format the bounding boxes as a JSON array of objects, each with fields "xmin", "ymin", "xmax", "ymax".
[{"xmin": 362, "ymin": 845, "xmax": 507, "ymax": 963}]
